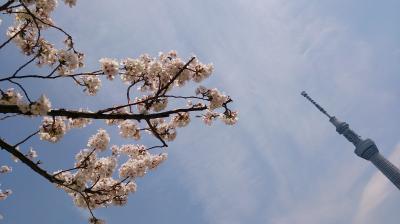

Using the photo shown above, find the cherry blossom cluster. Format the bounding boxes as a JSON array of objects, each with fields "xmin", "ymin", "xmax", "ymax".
[
  {"xmin": 0, "ymin": 88, "xmax": 23, "ymax": 105},
  {"xmin": 26, "ymin": 147, "xmax": 38, "ymax": 160},
  {"xmin": 25, "ymin": 95, "xmax": 52, "ymax": 115},
  {"xmin": 80, "ymin": 75, "xmax": 102, "ymax": 96},
  {"xmin": 0, "ymin": 88, "xmax": 51, "ymax": 114},
  {"xmin": 7, "ymin": 0, "xmax": 83, "ymax": 74},
  {"xmin": 39, "ymin": 116, "xmax": 67, "ymax": 142},
  {"xmin": 53, "ymin": 129, "xmax": 167, "ymax": 212},
  {"xmin": 171, "ymin": 112, "xmax": 190, "ymax": 128},
  {"xmin": 87, "ymin": 129, "xmax": 110, "ymax": 151},
  {"xmin": 117, "ymin": 51, "xmax": 214, "ymax": 88},
  {"xmin": 0, "ymin": 166, "xmax": 12, "ymax": 174},
  {"xmin": 0, "ymin": 189, "xmax": 12, "ymax": 201},
  {"xmin": 118, "ymin": 120, "xmax": 140, "ymax": 140},
  {"xmin": 97, "ymin": 52, "xmax": 237, "ymax": 125},
  {"xmin": 94, "ymin": 51, "xmax": 212, "ymax": 97},
  {"xmin": 117, "ymin": 144, "xmax": 168, "ymax": 179},
  {"xmin": 195, "ymin": 86, "xmax": 238, "ymax": 125},
  {"xmin": 148, "ymin": 118, "xmax": 177, "ymax": 141},
  {"xmin": 73, "ymin": 51, "xmax": 215, "ymax": 104},
  {"xmin": 38, "ymin": 109, "xmax": 94, "ymax": 142}
]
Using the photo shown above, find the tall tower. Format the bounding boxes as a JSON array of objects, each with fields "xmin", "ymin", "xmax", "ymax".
[{"xmin": 301, "ymin": 91, "xmax": 400, "ymax": 190}]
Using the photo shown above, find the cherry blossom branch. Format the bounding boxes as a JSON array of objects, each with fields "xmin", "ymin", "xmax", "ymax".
[
  {"xmin": 155, "ymin": 57, "xmax": 195, "ymax": 97},
  {"xmin": 0, "ymin": 104, "xmax": 208, "ymax": 120},
  {"xmin": 0, "ymin": 1, "xmax": 238, "ymax": 223},
  {"xmin": 0, "ymin": 70, "xmax": 104, "ymax": 81},
  {"xmin": 11, "ymin": 51, "xmax": 41, "ymax": 78},
  {"xmin": 0, "ymin": 21, "xmax": 30, "ymax": 49},
  {"xmin": 13, "ymin": 129, "xmax": 39, "ymax": 147},
  {"xmin": 126, "ymin": 81, "xmax": 140, "ymax": 112},
  {"xmin": 53, "ymin": 148, "xmax": 97, "ymax": 177},
  {"xmin": 7, "ymin": 79, "xmax": 33, "ymax": 103},
  {"xmin": 145, "ymin": 119, "xmax": 168, "ymax": 148},
  {"xmin": 164, "ymin": 95, "xmax": 208, "ymax": 100},
  {"xmin": 0, "ymin": 137, "xmax": 113, "ymax": 221},
  {"xmin": 12, "ymin": 2, "xmax": 78, "ymax": 52},
  {"xmin": 20, "ymin": 3, "xmax": 42, "ymax": 50},
  {"xmin": 0, "ymin": 138, "xmax": 60, "ymax": 184}
]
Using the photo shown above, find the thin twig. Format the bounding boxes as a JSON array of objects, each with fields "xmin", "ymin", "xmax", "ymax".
[
  {"xmin": 13, "ymin": 129, "xmax": 40, "ymax": 147},
  {"xmin": 0, "ymin": 114, "xmax": 18, "ymax": 120},
  {"xmin": 145, "ymin": 119, "xmax": 168, "ymax": 148},
  {"xmin": 7, "ymin": 79, "xmax": 32, "ymax": 102}
]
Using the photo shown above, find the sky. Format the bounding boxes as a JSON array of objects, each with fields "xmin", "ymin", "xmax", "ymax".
[{"xmin": 1, "ymin": 0, "xmax": 400, "ymax": 223}]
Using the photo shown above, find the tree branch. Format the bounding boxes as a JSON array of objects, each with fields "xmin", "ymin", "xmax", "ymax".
[
  {"xmin": 13, "ymin": 129, "xmax": 40, "ymax": 147},
  {"xmin": 0, "ymin": 104, "xmax": 208, "ymax": 121},
  {"xmin": 0, "ymin": 0, "xmax": 15, "ymax": 12},
  {"xmin": 0, "ymin": 138, "xmax": 60, "ymax": 184},
  {"xmin": 145, "ymin": 119, "xmax": 168, "ymax": 148}
]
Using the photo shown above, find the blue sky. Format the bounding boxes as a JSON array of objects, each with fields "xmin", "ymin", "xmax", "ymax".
[{"xmin": 1, "ymin": 0, "xmax": 400, "ymax": 223}]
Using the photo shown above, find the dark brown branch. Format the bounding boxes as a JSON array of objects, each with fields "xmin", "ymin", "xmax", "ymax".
[
  {"xmin": 71, "ymin": 76, "xmax": 85, "ymax": 86},
  {"xmin": 164, "ymin": 95, "xmax": 208, "ymax": 100},
  {"xmin": 126, "ymin": 82, "xmax": 136, "ymax": 113},
  {"xmin": 0, "ymin": 0, "xmax": 15, "ymax": 11},
  {"xmin": 0, "ymin": 138, "xmax": 60, "ymax": 184},
  {"xmin": 97, "ymin": 96, "xmax": 155, "ymax": 114},
  {"xmin": 0, "ymin": 104, "xmax": 208, "ymax": 121},
  {"xmin": 79, "ymin": 192, "xmax": 96, "ymax": 220}
]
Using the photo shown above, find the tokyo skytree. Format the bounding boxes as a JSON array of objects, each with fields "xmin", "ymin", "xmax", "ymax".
[{"xmin": 301, "ymin": 91, "xmax": 400, "ymax": 190}]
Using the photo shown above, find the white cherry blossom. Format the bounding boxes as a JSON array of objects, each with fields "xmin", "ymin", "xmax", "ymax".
[
  {"xmin": 118, "ymin": 120, "xmax": 140, "ymax": 140},
  {"xmin": 39, "ymin": 117, "xmax": 67, "ymax": 142},
  {"xmin": 221, "ymin": 111, "xmax": 238, "ymax": 125},
  {"xmin": 0, "ymin": 88, "xmax": 23, "ymax": 105},
  {"xmin": 99, "ymin": 58, "xmax": 119, "ymax": 80},
  {"xmin": 0, "ymin": 166, "xmax": 12, "ymax": 174},
  {"xmin": 26, "ymin": 147, "xmax": 38, "ymax": 160},
  {"xmin": 87, "ymin": 129, "xmax": 110, "ymax": 151},
  {"xmin": 30, "ymin": 95, "xmax": 52, "ymax": 115},
  {"xmin": 81, "ymin": 74, "xmax": 102, "ymax": 96}
]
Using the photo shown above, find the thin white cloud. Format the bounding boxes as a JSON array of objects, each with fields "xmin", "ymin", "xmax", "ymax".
[{"xmin": 172, "ymin": 0, "xmax": 381, "ymax": 223}]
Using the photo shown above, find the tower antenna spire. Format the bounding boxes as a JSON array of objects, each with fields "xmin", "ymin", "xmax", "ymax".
[{"xmin": 301, "ymin": 91, "xmax": 332, "ymax": 119}]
